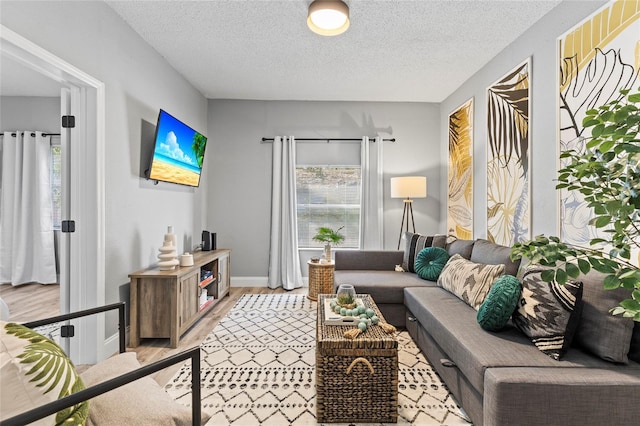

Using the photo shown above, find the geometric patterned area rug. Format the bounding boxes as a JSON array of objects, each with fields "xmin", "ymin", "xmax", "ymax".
[{"xmin": 165, "ymin": 293, "xmax": 472, "ymax": 425}]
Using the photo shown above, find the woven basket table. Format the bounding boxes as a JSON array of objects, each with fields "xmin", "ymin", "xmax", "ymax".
[
  {"xmin": 316, "ymin": 294, "xmax": 398, "ymax": 423},
  {"xmin": 307, "ymin": 260, "xmax": 334, "ymax": 301}
]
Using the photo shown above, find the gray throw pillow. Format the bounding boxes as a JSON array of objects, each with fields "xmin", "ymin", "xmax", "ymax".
[
  {"xmin": 470, "ymin": 239, "xmax": 521, "ymax": 276},
  {"xmin": 572, "ymin": 269, "xmax": 634, "ymax": 364},
  {"xmin": 445, "ymin": 237, "xmax": 475, "ymax": 260}
]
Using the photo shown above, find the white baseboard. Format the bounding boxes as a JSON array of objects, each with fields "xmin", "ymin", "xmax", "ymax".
[
  {"xmin": 231, "ymin": 277, "xmax": 309, "ymax": 287},
  {"xmin": 102, "ymin": 330, "xmax": 122, "ymax": 359}
]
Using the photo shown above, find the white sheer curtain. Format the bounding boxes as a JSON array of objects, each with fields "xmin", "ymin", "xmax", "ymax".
[
  {"xmin": 268, "ymin": 136, "xmax": 303, "ymax": 290},
  {"xmin": 360, "ymin": 136, "xmax": 384, "ymax": 249},
  {"xmin": 0, "ymin": 131, "xmax": 57, "ymax": 285}
]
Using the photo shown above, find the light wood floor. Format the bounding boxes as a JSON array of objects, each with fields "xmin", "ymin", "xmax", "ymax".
[
  {"xmin": 0, "ymin": 284, "xmax": 307, "ymax": 386},
  {"xmin": 131, "ymin": 286, "xmax": 307, "ymax": 385},
  {"xmin": 0, "ymin": 283, "xmax": 60, "ymax": 322}
]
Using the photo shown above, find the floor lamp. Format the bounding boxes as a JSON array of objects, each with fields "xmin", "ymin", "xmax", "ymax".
[{"xmin": 391, "ymin": 176, "xmax": 427, "ymax": 249}]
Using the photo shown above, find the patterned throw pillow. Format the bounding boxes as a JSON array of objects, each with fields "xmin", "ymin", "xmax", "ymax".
[
  {"xmin": 512, "ymin": 266, "xmax": 584, "ymax": 361},
  {"xmin": 401, "ymin": 232, "xmax": 447, "ymax": 273},
  {"xmin": 0, "ymin": 321, "xmax": 88, "ymax": 425},
  {"xmin": 477, "ymin": 275, "xmax": 522, "ymax": 331},
  {"xmin": 414, "ymin": 247, "xmax": 450, "ymax": 281},
  {"xmin": 437, "ymin": 254, "xmax": 505, "ymax": 310}
]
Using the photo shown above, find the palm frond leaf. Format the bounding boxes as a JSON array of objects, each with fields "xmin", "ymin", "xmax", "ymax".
[
  {"xmin": 560, "ymin": 48, "xmax": 637, "ymax": 140},
  {"xmin": 487, "ymin": 61, "xmax": 530, "ymax": 174},
  {"xmin": 560, "ymin": 0, "xmax": 640, "ymax": 92},
  {"xmin": 449, "ymin": 165, "xmax": 472, "ymax": 202},
  {"xmin": 487, "ymin": 202, "xmax": 504, "ymax": 219},
  {"xmin": 6, "ymin": 323, "xmax": 78, "ymax": 397},
  {"xmin": 4, "ymin": 323, "xmax": 89, "ymax": 425},
  {"xmin": 449, "ymin": 205, "xmax": 472, "ymax": 228}
]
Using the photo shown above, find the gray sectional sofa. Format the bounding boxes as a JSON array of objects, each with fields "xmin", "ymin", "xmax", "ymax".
[{"xmin": 334, "ymin": 236, "xmax": 640, "ymax": 426}]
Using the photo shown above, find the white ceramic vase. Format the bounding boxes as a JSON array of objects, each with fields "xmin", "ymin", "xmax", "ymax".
[
  {"xmin": 324, "ymin": 244, "xmax": 331, "ymax": 261},
  {"xmin": 157, "ymin": 238, "xmax": 178, "ymax": 270},
  {"xmin": 165, "ymin": 226, "xmax": 177, "ymax": 250}
]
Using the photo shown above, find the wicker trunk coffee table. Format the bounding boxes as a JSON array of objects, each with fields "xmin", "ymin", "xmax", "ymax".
[{"xmin": 316, "ymin": 294, "xmax": 398, "ymax": 423}]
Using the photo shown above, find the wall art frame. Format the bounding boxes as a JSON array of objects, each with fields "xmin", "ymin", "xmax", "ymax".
[
  {"xmin": 447, "ymin": 97, "xmax": 474, "ymax": 239},
  {"xmin": 486, "ymin": 57, "xmax": 531, "ymax": 246},
  {"xmin": 557, "ymin": 0, "xmax": 639, "ymax": 249}
]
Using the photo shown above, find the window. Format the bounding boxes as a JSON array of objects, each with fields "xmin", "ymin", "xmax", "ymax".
[
  {"xmin": 296, "ymin": 165, "xmax": 361, "ymax": 248},
  {"xmin": 51, "ymin": 145, "xmax": 62, "ymax": 230},
  {"xmin": 294, "ymin": 140, "xmax": 364, "ymax": 249}
]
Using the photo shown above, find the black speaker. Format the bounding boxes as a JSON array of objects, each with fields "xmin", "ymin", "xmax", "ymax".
[{"xmin": 202, "ymin": 231, "xmax": 216, "ymax": 251}]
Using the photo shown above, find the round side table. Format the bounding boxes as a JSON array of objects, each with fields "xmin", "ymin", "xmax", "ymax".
[{"xmin": 307, "ymin": 260, "xmax": 335, "ymax": 301}]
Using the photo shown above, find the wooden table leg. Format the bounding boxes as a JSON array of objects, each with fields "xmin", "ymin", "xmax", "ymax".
[{"xmin": 129, "ymin": 278, "xmax": 140, "ymax": 347}]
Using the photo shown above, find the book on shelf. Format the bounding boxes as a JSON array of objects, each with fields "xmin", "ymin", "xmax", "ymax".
[
  {"xmin": 199, "ymin": 297, "xmax": 214, "ymax": 311},
  {"xmin": 199, "ymin": 275, "xmax": 215, "ymax": 288}
]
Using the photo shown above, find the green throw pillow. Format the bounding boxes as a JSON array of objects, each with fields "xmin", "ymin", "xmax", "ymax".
[
  {"xmin": 477, "ymin": 275, "xmax": 521, "ymax": 331},
  {"xmin": 415, "ymin": 247, "xmax": 450, "ymax": 281}
]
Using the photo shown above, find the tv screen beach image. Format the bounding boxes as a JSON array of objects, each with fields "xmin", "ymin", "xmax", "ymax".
[{"xmin": 149, "ymin": 111, "xmax": 207, "ymax": 187}]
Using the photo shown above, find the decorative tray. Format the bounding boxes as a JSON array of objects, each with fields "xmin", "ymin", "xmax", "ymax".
[{"xmin": 323, "ymin": 297, "xmax": 366, "ymax": 326}]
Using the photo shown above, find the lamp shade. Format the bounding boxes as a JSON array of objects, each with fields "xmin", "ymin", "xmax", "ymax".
[
  {"xmin": 307, "ymin": 0, "xmax": 350, "ymax": 36},
  {"xmin": 390, "ymin": 176, "xmax": 427, "ymax": 199}
]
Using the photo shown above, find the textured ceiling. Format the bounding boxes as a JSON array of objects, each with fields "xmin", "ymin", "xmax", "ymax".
[
  {"xmin": 106, "ymin": 0, "xmax": 564, "ymax": 102},
  {"xmin": 0, "ymin": 1, "xmax": 565, "ymax": 101}
]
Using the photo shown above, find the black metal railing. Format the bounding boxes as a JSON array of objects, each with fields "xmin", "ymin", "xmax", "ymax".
[
  {"xmin": 1, "ymin": 303, "xmax": 202, "ymax": 426},
  {"xmin": 22, "ymin": 302, "xmax": 127, "ymax": 354}
]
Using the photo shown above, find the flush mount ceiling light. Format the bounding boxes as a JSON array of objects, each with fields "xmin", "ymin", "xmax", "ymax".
[{"xmin": 307, "ymin": 0, "xmax": 350, "ymax": 36}]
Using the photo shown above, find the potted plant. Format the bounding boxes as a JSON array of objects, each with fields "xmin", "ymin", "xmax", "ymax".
[
  {"xmin": 511, "ymin": 87, "xmax": 640, "ymax": 321},
  {"xmin": 313, "ymin": 226, "xmax": 345, "ymax": 261}
]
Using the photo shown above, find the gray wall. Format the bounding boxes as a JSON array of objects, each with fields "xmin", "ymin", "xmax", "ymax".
[
  {"xmin": 0, "ymin": 96, "xmax": 60, "ymax": 132},
  {"xmin": 0, "ymin": 2, "xmax": 209, "ymax": 319},
  {"xmin": 207, "ymin": 100, "xmax": 441, "ymax": 282},
  {"xmin": 439, "ymin": 0, "xmax": 608, "ymax": 240}
]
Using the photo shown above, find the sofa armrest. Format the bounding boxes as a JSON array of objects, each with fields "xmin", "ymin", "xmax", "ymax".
[
  {"xmin": 484, "ymin": 367, "xmax": 640, "ymax": 426},
  {"xmin": 335, "ymin": 250, "xmax": 404, "ymax": 271}
]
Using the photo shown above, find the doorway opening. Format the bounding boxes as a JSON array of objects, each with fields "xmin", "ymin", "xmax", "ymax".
[
  {"xmin": 0, "ymin": 24, "xmax": 106, "ymax": 364},
  {"xmin": 0, "ymin": 87, "xmax": 64, "ymax": 322}
]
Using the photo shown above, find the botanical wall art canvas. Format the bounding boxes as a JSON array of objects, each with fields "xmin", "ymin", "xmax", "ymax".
[
  {"xmin": 558, "ymin": 0, "xmax": 639, "ymax": 253},
  {"xmin": 447, "ymin": 98, "xmax": 474, "ymax": 239},
  {"xmin": 486, "ymin": 58, "xmax": 531, "ymax": 246}
]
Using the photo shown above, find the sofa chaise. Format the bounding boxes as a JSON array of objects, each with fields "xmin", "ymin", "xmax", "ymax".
[{"xmin": 334, "ymin": 234, "xmax": 640, "ymax": 426}]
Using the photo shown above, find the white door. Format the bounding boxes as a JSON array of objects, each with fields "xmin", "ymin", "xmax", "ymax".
[
  {"xmin": 63, "ymin": 85, "xmax": 103, "ymax": 364},
  {"xmin": 58, "ymin": 89, "xmax": 72, "ymax": 354}
]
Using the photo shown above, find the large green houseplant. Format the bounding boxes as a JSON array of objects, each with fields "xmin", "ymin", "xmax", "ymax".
[{"xmin": 510, "ymin": 87, "xmax": 640, "ymax": 321}]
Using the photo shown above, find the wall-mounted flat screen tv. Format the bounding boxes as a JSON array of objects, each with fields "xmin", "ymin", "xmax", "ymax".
[{"xmin": 148, "ymin": 109, "xmax": 207, "ymax": 187}]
